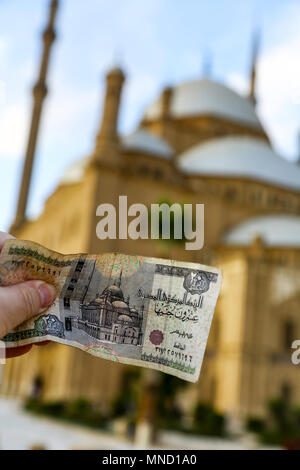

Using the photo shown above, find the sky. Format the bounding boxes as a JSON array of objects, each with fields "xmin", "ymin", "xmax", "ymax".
[{"xmin": 0, "ymin": 0, "xmax": 299, "ymax": 231}]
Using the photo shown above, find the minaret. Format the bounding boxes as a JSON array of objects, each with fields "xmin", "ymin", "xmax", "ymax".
[
  {"xmin": 10, "ymin": 0, "xmax": 59, "ymax": 233},
  {"xmin": 115, "ymin": 269, "xmax": 123, "ymax": 288},
  {"xmin": 249, "ymin": 30, "xmax": 260, "ymax": 105},
  {"xmin": 202, "ymin": 49, "xmax": 212, "ymax": 78},
  {"xmin": 93, "ymin": 66, "xmax": 125, "ymax": 165},
  {"xmin": 161, "ymin": 86, "xmax": 173, "ymax": 120}
]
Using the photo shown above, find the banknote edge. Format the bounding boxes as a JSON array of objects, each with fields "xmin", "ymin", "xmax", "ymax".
[
  {"xmin": 1, "ymin": 238, "xmax": 222, "ymax": 277},
  {"xmin": 3, "ymin": 334, "xmax": 199, "ymax": 383}
]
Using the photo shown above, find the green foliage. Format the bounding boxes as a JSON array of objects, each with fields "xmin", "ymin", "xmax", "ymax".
[
  {"xmin": 155, "ymin": 374, "xmax": 226, "ymax": 437},
  {"xmin": 192, "ymin": 402, "xmax": 225, "ymax": 437},
  {"xmin": 24, "ymin": 397, "xmax": 108, "ymax": 430},
  {"xmin": 157, "ymin": 374, "xmax": 187, "ymax": 430},
  {"xmin": 110, "ymin": 369, "xmax": 141, "ymax": 420},
  {"xmin": 247, "ymin": 398, "xmax": 300, "ymax": 447},
  {"xmin": 24, "ymin": 374, "xmax": 226, "ymax": 439},
  {"xmin": 263, "ymin": 399, "xmax": 300, "ymax": 445},
  {"xmin": 246, "ymin": 416, "xmax": 265, "ymax": 434},
  {"xmin": 150, "ymin": 198, "xmax": 190, "ymax": 245}
]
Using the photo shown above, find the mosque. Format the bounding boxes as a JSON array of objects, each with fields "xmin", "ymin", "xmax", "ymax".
[
  {"xmin": 77, "ymin": 274, "xmax": 143, "ymax": 346},
  {"xmin": 1, "ymin": 0, "xmax": 300, "ymax": 425}
]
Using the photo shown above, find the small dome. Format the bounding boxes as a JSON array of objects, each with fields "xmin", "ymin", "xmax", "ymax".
[
  {"xmin": 82, "ymin": 302, "xmax": 99, "ymax": 310},
  {"xmin": 112, "ymin": 300, "xmax": 129, "ymax": 310},
  {"xmin": 93, "ymin": 297, "xmax": 106, "ymax": 304},
  {"xmin": 102, "ymin": 285, "xmax": 124, "ymax": 301},
  {"xmin": 223, "ymin": 215, "xmax": 300, "ymax": 247},
  {"xmin": 178, "ymin": 136, "xmax": 300, "ymax": 191},
  {"xmin": 60, "ymin": 156, "xmax": 90, "ymax": 185},
  {"xmin": 144, "ymin": 79, "xmax": 261, "ymax": 128},
  {"xmin": 118, "ymin": 314, "xmax": 133, "ymax": 322},
  {"xmin": 129, "ymin": 308, "xmax": 138, "ymax": 315},
  {"xmin": 122, "ymin": 129, "xmax": 173, "ymax": 159},
  {"xmin": 107, "ymin": 66, "xmax": 125, "ymax": 78}
]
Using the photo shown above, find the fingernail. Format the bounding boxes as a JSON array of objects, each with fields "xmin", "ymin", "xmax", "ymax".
[{"xmin": 38, "ymin": 283, "xmax": 56, "ymax": 307}]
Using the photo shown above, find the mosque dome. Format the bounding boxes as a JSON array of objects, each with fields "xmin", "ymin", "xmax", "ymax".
[
  {"xmin": 101, "ymin": 285, "xmax": 124, "ymax": 302},
  {"xmin": 144, "ymin": 79, "xmax": 261, "ymax": 128},
  {"xmin": 59, "ymin": 128, "xmax": 174, "ymax": 187},
  {"xmin": 129, "ymin": 307, "xmax": 139, "ymax": 316},
  {"xmin": 112, "ymin": 300, "xmax": 130, "ymax": 310},
  {"xmin": 107, "ymin": 66, "xmax": 125, "ymax": 77},
  {"xmin": 121, "ymin": 128, "xmax": 173, "ymax": 159},
  {"xmin": 81, "ymin": 301, "xmax": 100, "ymax": 310},
  {"xmin": 223, "ymin": 215, "xmax": 300, "ymax": 247},
  {"xmin": 178, "ymin": 136, "xmax": 300, "ymax": 191},
  {"xmin": 118, "ymin": 314, "xmax": 133, "ymax": 322}
]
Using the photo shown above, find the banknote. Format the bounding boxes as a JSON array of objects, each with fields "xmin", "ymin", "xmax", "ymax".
[{"xmin": 0, "ymin": 239, "xmax": 222, "ymax": 382}]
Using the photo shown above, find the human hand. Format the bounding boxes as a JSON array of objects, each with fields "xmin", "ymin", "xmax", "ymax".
[{"xmin": 0, "ymin": 231, "xmax": 56, "ymax": 358}]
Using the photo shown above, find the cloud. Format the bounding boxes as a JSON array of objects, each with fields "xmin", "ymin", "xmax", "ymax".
[
  {"xmin": 121, "ymin": 72, "xmax": 159, "ymax": 133},
  {"xmin": 257, "ymin": 30, "xmax": 300, "ymax": 159},
  {"xmin": 227, "ymin": 4, "xmax": 300, "ymax": 160},
  {"xmin": 227, "ymin": 73, "xmax": 248, "ymax": 95},
  {"xmin": 44, "ymin": 83, "xmax": 100, "ymax": 144},
  {"xmin": 0, "ymin": 36, "xmax": 8, "ymax": 69},
  {"xmin": 0, "ymin": 79, "xmax": 100, "ymax": 161},
  {"xmin": 0, "ymin": 103, "xmax": 28, "ymax": 159}
]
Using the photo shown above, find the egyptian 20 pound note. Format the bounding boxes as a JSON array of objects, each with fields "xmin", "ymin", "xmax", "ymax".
[{"xmin": 0, "ymin": 239, "xmax": 222, "ymax": 382}]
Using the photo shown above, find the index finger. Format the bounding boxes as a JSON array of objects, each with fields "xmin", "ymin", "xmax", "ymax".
[{"xmin": 0, "ymin": 232, "xmax": 15, "ymax": 253}]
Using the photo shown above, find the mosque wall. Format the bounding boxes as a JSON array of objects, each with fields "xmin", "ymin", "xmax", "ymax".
[{"xmin": 142, "ymin": 114, "xmax": 268, "ymax": 154}]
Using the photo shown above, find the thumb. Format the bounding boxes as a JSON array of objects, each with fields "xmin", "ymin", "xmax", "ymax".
[{"xmin": 0, "ymin": 280, "xmax": 56, "ymax": 339}]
